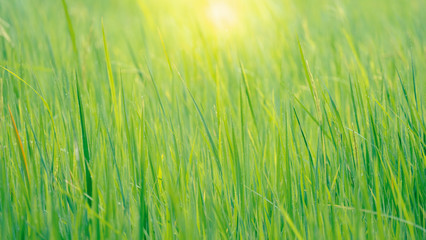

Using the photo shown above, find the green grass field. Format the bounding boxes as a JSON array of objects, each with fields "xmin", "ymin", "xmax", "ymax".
[{"xmin": 1, "ymin": 0, "xmax": 425, "ymax": 238}]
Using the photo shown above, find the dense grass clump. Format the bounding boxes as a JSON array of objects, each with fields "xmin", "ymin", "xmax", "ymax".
[{"xmin": 0, "ymin": 0, "xmax": 425, "ymax": 238}]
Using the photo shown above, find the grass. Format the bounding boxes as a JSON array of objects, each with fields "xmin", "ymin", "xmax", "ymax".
[{"xmin": 0, "ymin": 0, "xmax": 425, "ymax": 238}]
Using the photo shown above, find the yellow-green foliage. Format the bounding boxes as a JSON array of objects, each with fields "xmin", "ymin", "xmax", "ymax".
[{"xmin": 0, "ymin": 0, "xmax": 425, "ymax": 238}]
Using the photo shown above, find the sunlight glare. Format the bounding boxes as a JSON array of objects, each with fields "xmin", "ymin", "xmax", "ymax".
[{"xmin": 207, "ymin": 2, "xmax": 237, "ymax": 31}]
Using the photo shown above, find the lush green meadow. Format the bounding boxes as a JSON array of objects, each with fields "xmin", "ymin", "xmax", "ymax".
[{"xmin": 1, "ymin": 0, "xmax": 425, "ymax": 238}]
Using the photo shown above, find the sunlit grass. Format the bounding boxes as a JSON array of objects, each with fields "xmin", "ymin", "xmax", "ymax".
[{"xmin": 0, "ymin": 0, "xmax": 425, "ymax": 239}]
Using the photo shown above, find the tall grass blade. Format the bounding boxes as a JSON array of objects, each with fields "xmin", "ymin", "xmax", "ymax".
[
  {"xmin": 76, "ymin": 74, "xmax": 92, "ymax": 206},
  {"xmin": 8, "ymin": 105, "xmax": 30, "ymax": 186}
]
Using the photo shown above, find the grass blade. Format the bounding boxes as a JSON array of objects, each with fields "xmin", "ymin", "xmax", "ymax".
[
  {"xmin": 8, "ymin": 105, "xmax": 30, "ymax": 186},
  {"xmin": 76, "ymin": 74, "xmax": 92, "ymax": 206}
]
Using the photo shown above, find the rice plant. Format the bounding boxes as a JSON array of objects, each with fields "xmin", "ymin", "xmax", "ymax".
[{"xmin": 0, "ymin": 0, "xmax": 425, "ymax": 238}]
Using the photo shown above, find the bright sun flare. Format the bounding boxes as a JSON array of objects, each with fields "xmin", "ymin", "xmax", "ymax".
[{"xmin": 206, "ymin": 2, "xmax": 237, "ymax": 30}]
